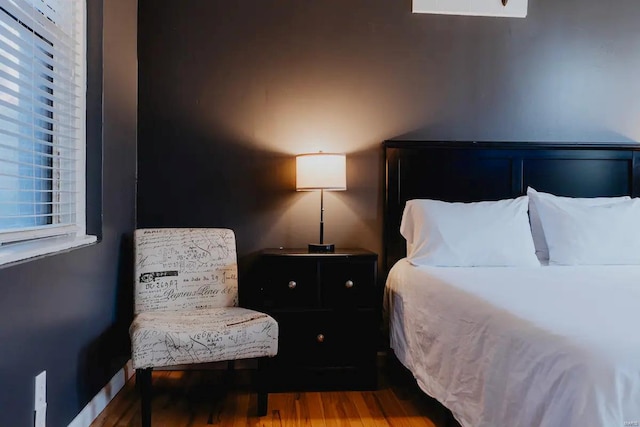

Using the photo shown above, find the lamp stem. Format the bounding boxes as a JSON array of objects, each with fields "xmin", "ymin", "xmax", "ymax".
[{"xmin": 319, "ymin": 188, "xmax": 325, "ymax": 244}]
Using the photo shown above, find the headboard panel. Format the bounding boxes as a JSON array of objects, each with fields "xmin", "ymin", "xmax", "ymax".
[{"xmin": 384, "ymin": 141, "xmax": 640, "ymax": 272}]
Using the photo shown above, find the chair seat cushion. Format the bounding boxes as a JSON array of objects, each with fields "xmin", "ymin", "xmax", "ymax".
[{"xmin": 130, "ymin": 307, "xmax": 278, "ymax": 369}]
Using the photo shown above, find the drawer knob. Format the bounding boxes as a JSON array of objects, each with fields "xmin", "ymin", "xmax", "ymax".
[
  {"xmin": 345, "ymin": 280, "xmax": 354, "ymax": 289},
  {"xmin": 288, "ymin": 280, "xmax": 297, "ymax": 289},
  {"xmin": 316, "ymin": 334, "xmax": 325, "ymax": 343}
]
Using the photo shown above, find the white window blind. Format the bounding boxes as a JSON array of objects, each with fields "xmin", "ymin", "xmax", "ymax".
[{"xmin": 0, "ymin": 0, "xmax": 86, "ymax": 246}]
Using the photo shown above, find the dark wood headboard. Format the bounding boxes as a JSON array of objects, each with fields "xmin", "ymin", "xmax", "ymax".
[{"xmin": 384, "ymin": 141, "xmax": 640, "ymax": 272}]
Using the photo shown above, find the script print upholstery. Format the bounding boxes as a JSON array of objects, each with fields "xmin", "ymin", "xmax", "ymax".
[{"xmin": 130, "ymin": 228, "xmax": 278, "ymax": 369}]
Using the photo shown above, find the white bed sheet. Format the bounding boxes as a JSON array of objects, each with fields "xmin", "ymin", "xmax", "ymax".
[{"xmin": 385, "ymin": 259, "xmax": 640, "ymax": 427}]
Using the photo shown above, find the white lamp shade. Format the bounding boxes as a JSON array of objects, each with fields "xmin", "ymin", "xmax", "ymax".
[{"xmin": 296, "ymin": 153, "xmax": 347, "ymax": 191}]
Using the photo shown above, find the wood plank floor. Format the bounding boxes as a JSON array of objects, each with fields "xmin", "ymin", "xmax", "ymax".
[{"xmin": 91, "ymin": 359, "xmax": 461, "ymax": 427}]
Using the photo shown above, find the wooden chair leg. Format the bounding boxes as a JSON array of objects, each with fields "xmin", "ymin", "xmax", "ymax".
[
  {"xmin": 256, "ymin": 358, "xmax": 268, "ymax": 416},
  {"xmin": 137, "ymin": 368, "xmax": 153, "ymax": 427},
  {"xmin": 257, "ymin": 392, "xmax": 268, "ymax": 416}
]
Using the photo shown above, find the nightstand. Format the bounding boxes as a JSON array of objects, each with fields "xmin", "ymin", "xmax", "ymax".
[{"xmin": 250, "ymin": 248, "xmax": 378, "ymax": 391}]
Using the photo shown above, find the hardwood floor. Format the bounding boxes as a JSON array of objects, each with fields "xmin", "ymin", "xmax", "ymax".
[{"xmin": 91, "ymin": 358, "xmax": 461, "ymax": 427}]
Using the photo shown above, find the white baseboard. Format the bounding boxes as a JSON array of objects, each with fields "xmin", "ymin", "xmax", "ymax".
[{"xmin": 67, "ymin": 360, "xmax": 134, "ymax": 427}]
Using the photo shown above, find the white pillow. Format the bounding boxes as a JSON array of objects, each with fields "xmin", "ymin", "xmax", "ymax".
[
  {"xmin": 535, "ymin": 196, "xmax": 640, "ymax": 265},
  {"xmin": 527, "ymin": 187, "xmax": 630, "ymax": 262},
  {"xmin": 400, "ymin": 197, "xmax": 539, "ymax": 267}
]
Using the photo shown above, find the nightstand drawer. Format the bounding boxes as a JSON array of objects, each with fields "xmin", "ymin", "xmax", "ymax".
[
  {"xmin": 274, "ymin": 311, "xmax": 376, "ymax": 367},
  {"xmin": 261, "ymin": 258, "xmax": 317, "ymax": 309},
  {"xmin": 321, "ymin": 261, "xmax": 375, "ymax": 308}
]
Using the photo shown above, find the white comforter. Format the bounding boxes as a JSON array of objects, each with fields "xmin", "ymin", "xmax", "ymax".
[{"xmin": 385, "ymin": 259, "xmax": 640, "ymax": 427}]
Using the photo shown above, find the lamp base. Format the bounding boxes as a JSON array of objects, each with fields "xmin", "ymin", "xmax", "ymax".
[{"xmin": 308, "ymin": 243, "xmax": 335, "ymax": 253}]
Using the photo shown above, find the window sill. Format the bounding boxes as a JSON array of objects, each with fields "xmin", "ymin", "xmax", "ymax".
[{"xmin": 0, "ymin": 235, "xmax": 98, "ymax": 269}]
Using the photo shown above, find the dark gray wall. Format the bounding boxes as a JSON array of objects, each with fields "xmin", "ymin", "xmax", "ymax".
[
  {"xmin": 0, "ymin": 0, "xmax": 137, "ymax": 425},
  {"xmin": 137, "ymin": 0, "xmax": 640, "ymax": 267}
]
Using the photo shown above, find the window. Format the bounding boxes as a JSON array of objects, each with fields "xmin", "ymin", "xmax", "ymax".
[{"xmin": 0, "ymin": 0, "xmax": 94, "ymax": 265}]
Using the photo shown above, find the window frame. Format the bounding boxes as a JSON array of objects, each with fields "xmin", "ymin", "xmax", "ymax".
[{"xmin": 0, "ymin": 0, "xmax": 96, "ymax": 267}]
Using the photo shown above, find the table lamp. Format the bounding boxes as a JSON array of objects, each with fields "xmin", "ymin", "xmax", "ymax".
[{"xmin": 296, "ymin": 152, "xmax": 347, "ymax": 253}]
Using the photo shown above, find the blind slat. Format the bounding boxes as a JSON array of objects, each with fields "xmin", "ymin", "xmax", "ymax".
[
  {"xmin": 0, "ymin": 187, "xmax": 76, "ymax": 193},
  {"xmin": 0, "ymin": 38, "xmax": 81, "ymax": 93},
  {"xmin": 0, "ymin": 201, "xmax": 75, "ymax": 206},
  {"xmin": 1, "ymin": 212, "xmax": 75, "ymax": 218},
  {"xmin": 0, "ymin": 70, "xmax": 79, "ymax": 111},
  {"xmin": 0, "ymin": 85, "xmax": 81, "ymax": 120},
  {"xmin": 0, "ymin": 112, "xmax": 81, "ymax": 144},
  {"xmin": 0, "ymin": 140, "xmax": 79, "ymax": 160},
  {"xmin": 0, "ymin": 118, "xmax": 80, "ymax": 146},
  {"xmin": 0, "ymin": 97, "xmax": 80, "ymax": 129},
  {"xmin": 0, "ymin": 12, "xmax": 79, "ymax": 63},
  {"xmin": 0, "ymin": 0, "xmax": 79, "ymax": 50},
  {"xmin": 0, "ymin": 48, "xmax": 79, "ymax": 99},
  {"xmin": 0, "ymin": 171, "xmax": 76, "ymax": 182},
  {"xmin": 0, "ymin": 47, "xmax": 81, "ymax": 93},
  {"xmin": 0, "ymin": 22, "xmax": 78, "ymax": 77},
  {"xmin": 0, "ymin": 109, "xmax": 78, "ymax": 140},
  {"xmin": 0, "ymin": 157, "xmax": 77, "ymax": 172}
]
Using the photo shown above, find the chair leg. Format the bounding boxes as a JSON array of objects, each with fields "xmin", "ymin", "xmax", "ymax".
[
  {"xmin": 257, "ymin": 358, "xmax": 268, "ymax": 416},
  {"xmin": 257, "ymin": 391, "xmax": 268, "ymax": 416},
  {"xmin": 137, "ymin": 368, "xmax": 153, "ymax": 427}
]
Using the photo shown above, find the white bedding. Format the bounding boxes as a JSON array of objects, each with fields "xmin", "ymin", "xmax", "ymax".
[{"xmin": 385, "ymin": 259, "xmax": 640, "ymax": 427}]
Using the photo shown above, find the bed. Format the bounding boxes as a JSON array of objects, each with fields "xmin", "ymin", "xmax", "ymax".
[{"xmin": 383, "ymin": 141, "xmax": 640, "ymax": 427}]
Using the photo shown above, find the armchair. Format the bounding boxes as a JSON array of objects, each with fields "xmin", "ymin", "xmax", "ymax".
[{"xmin": 129, "ymin": 228, "xmax": 278, "ymax": 426}]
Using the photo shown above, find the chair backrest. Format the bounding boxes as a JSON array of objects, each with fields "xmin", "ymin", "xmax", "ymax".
[{"xmin": 134, "ymin": 228, "xmax": 238, "ymax": 314}]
